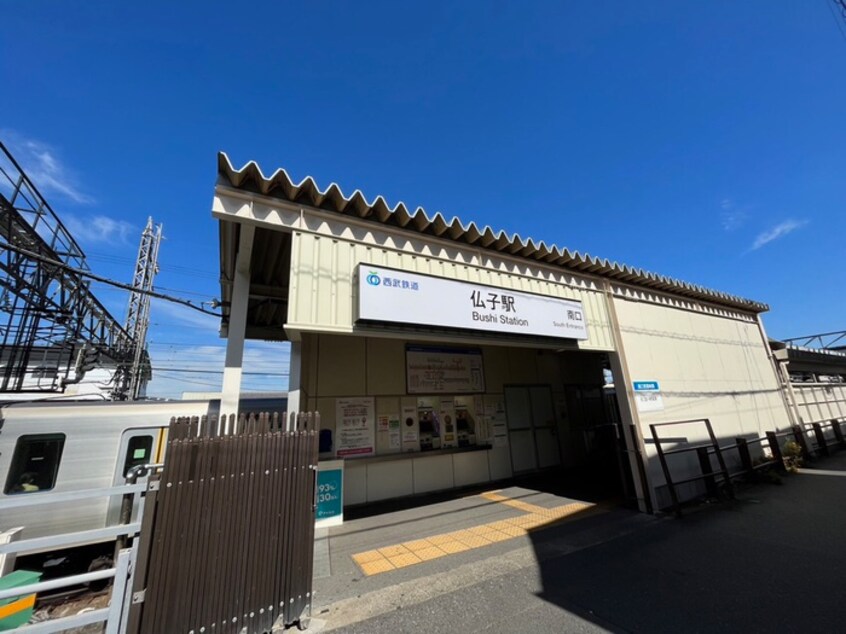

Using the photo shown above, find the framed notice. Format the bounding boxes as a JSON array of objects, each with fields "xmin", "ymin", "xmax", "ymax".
[
  {"xmin": 335, "ymin": 397, "xmax": 375, "ymax": 458},
  {"xmin": 406, "ymin": 345, "xmax": 485, "ymax": 394}
]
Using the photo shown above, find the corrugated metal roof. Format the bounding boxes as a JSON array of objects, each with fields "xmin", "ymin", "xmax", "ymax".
[{"xmin": 217, "ymin": 153, "xmax": 769, "ymax": 313}]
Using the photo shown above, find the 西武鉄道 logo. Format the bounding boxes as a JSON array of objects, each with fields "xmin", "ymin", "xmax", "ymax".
[{"xmin": 366, "ymin": 271, "xmax": 381, "ymax": 286}]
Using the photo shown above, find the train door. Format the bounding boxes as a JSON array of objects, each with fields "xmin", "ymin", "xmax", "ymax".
[
  {"xmin": 106, "ymin": 428, "xmax": 160, "ymax": 525},
  {"xmin": 505, "ymin": 385, "xmax": 561, "ymax": 473}
]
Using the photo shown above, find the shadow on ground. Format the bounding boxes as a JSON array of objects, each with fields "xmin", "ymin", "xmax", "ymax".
[{"xmin": 529, "ymin": 453, "xmax": 846, "ymax": 633}]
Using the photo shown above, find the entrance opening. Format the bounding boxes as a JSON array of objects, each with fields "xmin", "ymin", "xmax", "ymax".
[{"xmin": 502, "ymin": 351, "xmax": 636, "ymax": 507}]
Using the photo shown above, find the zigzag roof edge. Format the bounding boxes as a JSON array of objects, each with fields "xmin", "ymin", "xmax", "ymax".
[{"xmin": 216, "ymin": 153, "xmax": 770, "ymax": 313}]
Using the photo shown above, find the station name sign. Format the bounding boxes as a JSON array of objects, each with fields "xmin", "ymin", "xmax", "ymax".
[{"xmin": 356, "ymin": 264, "xmax": 588, "ymax": 340}]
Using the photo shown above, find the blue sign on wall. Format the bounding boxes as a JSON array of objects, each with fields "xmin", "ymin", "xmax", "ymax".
[
  {"xmin": 633, "ymin": 381, "xmax": 660, "ymax": 392},
  {"xmin": 316, "ymin": 468, "xmax": 343, "ymax": 521}
]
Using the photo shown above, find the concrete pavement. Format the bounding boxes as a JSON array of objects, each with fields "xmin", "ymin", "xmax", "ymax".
[{"xmin": 311, "ymin": 452, "xmax": 846, "ymax": 632}]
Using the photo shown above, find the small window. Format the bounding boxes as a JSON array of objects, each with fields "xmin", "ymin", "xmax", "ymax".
[
  {"xmin": 4, "ymin": 434, "xmax": 66, "ymax": 494},
  {"xmin": 122, "ymin": 435, "xmax": 154, "ymax": 477}
]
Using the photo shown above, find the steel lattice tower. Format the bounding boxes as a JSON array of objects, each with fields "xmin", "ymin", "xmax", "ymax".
[
  {"xmin": 114, "ymin": 217, "xmax": 162, "ymax": 400},
  {"xmin": 0, "ymin": 142, "xmax": 134, "ymax": 392}
]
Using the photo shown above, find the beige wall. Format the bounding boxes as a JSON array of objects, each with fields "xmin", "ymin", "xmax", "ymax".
[
  {"xmin": 288, "ymin": 228, "xmax": 616, "ymax": 352},
  {"xmin": 303, "ymin": 333, "xmax": 604, "ymax": 449},
  {"xmin": 793, "ymin": 383, "xmax": 846, "ymax": 425},
  {"xmin": 611, "ymin": 292, "xmax": 792, "ymax": 506},
  {"xmin": 302, "ymin": 332, "xmax": 608, "ymax": 504}
]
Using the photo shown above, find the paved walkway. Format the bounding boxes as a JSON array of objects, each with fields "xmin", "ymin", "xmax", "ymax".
[{"xmin": 309, "ymin": 451, "xmax": 846, "ymax": 632}]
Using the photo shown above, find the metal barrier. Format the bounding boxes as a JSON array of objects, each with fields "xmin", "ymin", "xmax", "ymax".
[
  {"xmin": 652, "ymin": 417, "xmax": 846, "ymax": 517},
  {"xmin": 0, "ymin": 471, "xmax": 157, "ymax": 632},
  {"xmin": 650, "ymin": 418, "xmax": 734, "ymax": 517}
]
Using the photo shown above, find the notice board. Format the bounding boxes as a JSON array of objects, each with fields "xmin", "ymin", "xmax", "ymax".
[
  {"xmin": 335, "ymin": 397, "xmax": 375, "ymax": 457},
  {"xmin": 406, "ymin": 345, "xmax": 485, "ymax": 394}
]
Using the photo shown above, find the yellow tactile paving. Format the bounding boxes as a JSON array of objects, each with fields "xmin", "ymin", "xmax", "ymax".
[
  {"xmin": 484, "ymin": 530, "xmax": 513, "ymax": 543},
  {"xmin": 388, "ymin": 552, "xmax": 423, "ymax": 568},
  {"xmin": 438, "ymin": 540, "xmax": 472, "ymax": 554},
  {"xmin": 378, "ymin": 544, "xmax": 411, "ymax": 558},
  {"xmin": 351, "ymin": 549, "xmax": 384, "ymax": 564},
  {"xmin": 454, "ymin": 533, "xmax": 492, "ymax": 548},
  {"xmin": 426, "ymin": 533, "xmax": 458, "ymax": 545},
  {"xmin": 416, "ymin": 546, "xmax": 447, "ymax": 561},
  {"xmin": 352, "ymin": 491, "xmax": 599, "ymax": 576},
  {"xmin": 359, "ymin": 558, "xmax": 396, "ymax": 575}
]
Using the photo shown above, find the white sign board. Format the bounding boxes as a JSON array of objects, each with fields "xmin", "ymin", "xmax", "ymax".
[
  {"xmin": 357, "ymin": 265, "xmax": 588, "ymax": 340},
  {"xmin": 406, "ymin": 346, "xmax": 485, "ymax": 394},
  {"xmin": 633, "ymin": 381, "xmax": 664, "ymax": 413},
  {"xmin": 336, "ymin": 397, "xmax": 375, "ymax": 457}
]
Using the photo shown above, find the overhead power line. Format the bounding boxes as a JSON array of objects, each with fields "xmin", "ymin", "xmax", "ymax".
[{"xmin": 1, "ymin": 241, "xmax": 222, "ymax": 317}]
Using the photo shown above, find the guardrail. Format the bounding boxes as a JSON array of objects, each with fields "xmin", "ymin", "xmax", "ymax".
[
  {"xmin": 0, "ymin": 464, "xmax": 161, "ymax": 633},
  {"xmin": 651, "ymin": 418, "xmax": 846, "ymax": 517}
]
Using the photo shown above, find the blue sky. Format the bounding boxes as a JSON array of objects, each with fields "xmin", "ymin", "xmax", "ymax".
[{"xmin": 2, "ymin": 1, "xmax": 844, "ymax": 397}]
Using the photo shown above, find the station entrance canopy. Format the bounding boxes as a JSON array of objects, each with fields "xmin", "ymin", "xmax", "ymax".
[{"xmin": 212, "ymin": 153, "xmax": 791, "ymax": 514}]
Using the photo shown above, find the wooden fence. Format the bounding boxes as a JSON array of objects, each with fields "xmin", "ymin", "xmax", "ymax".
[{"xmin": 127, "ymin": 411, "xmax": 320, "ymax": 634}]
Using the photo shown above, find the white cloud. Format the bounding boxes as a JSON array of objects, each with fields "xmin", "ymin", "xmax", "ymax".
[
  {"xmin": 720, "ymin": 198, "xmax": 749, "ymax": 232},
  {"xmin": 1, "ymin": 129, "xmax": 93, "ymax": 204},
  {"xmin": 750, "ymin": 219, "xmax": 808, "ymax": 251},
  {"xmin": 64, "ymin": 214, "xmax": 135, "ymax": 245}
]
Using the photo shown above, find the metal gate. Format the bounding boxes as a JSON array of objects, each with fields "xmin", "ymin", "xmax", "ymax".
[{"xmin": 127, "ymin": 411, "xmax": 320, "ymax": 634}]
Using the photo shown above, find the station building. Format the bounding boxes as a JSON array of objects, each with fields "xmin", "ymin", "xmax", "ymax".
[{"xmin": 212, "ymin": 154, "xmax": 794, "ymax": 513}]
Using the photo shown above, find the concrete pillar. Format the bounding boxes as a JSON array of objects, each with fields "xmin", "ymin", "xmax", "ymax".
[
  {"xmin": 755, "ymin": 315, "xmax": 800, "ymax": 430},
  {"xmin": 286, "ymin": 340, "xmax": 302, "ymax": 429},
  {"xmin": 603, "ymin": 281, "xmax": 654, "ymax": 513},
  {"xmin": 221, "ymin": 223, "xmax": 255, "ymax": 421}
]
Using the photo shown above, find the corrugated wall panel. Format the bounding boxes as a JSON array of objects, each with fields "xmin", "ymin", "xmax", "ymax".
[
  {"xmin": 793, "ymin": 384, "xmax": 846, "ymax": 424},
  {"xmin": 288, "ymin": 231, "xmax": 615, "ymax": 351},
  {"xmin": 611, "ymin": 295, "xmax": 793, "ymax": 507}
]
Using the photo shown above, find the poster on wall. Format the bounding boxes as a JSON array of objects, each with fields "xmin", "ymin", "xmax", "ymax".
[
  {"xmin": 388, "ymin": 417, "xmax": 401, "ymax": 449},
  {"xmin": 336, "ymin": 397, "xmax": 375, "ymax": 457},
  {"xmin": 439, "ymin": 397, "xmax": 457, "ymax": 448},
  {"xmin": 406, "ymin": 346, "xmax": 485, "ymax": 394}
]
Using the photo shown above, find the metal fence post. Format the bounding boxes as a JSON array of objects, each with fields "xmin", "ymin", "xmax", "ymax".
[
  {"xmin": 696, "ymin": 447, "xmax": 717, "ymax": 496},
  {"xmin": 105, "ymin": 549, "xmax": 132, "ymax": 634},
  {"xmin": 831, "ymin": 419, "xmax": 846, "ymax": 450},
  {"xmin": 766, "ymin": 431, "xmax": 786, "ymax": 473},
  {"xmin": 736, "ymin": 438, "xmax": 754, "ymax": 476},
  {"xmin": 792, "ymin": 425, "xmax": 811, "ymax": 460},
  {"xmin": 811, "ymin": 423, "xmax": 829, "ymax": 457}
]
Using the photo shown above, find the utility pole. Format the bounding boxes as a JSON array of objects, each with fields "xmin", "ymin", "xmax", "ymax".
[{"xmin": 114, "ymin": 217, "xmax": 162, "ymax": 400}]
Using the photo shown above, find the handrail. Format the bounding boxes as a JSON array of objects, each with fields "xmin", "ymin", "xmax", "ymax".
[
  {"xmin": 0, "ymin": 567, "xmax": 116, "ymax": 601},
  {"xmin": 0, "ymin": 523, "xmax": 141, "ymax": 556},
  {"xmin": 652, "ymin": 418, "xmax": 846, "ymax": 517},
  {"xmin": 0, "ymin": 463, "xmax": 157, "ymax": 633},
  {"xmin": 0, "ymin": 483, "xmax": 147, "ymax": 510},
  {"xmin": 650, "ymin": 418, "xmax": 734, "ymax": 517}
]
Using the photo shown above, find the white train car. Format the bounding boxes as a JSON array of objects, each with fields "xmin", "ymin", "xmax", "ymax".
[{"xmin": 0, "ymin": 399, "xmax": 212, "ymax": 571}]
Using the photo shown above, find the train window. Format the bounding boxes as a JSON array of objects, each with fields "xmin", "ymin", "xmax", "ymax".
[
  {"xmin": 4, "ymin": 434, "xmax": 66, "ymax": 495},
  {"xmin": 122, "ymin": 435, "xmax": 154, "ymax": 477}
]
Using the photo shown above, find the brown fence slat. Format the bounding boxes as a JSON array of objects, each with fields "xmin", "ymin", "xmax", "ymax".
[{"xmin": 133, "ymin": 410, "xmax": 319, "ymax": 634}]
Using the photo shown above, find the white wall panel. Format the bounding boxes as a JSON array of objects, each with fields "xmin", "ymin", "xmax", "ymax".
[
  {"xmin": 412, "ymin": 454, "xmax": 454, "ymax": 493},
  {"xmin": 612, "ymin": 295, "xmax": 792, "ymax": 504},
  {"xmin": 344, "ymin": 461, "xmax": 367, "ymax": 506},
  {"xmin": 453, "ymin": 451, "xmax": 490, "ymax": 487},
  {"xmin": 367, "ymin": 461, "xmax": 414, "ymax": 502},
  {"xmin": 289, "ymin": 231, "xmax": 615, "ymax": 351},
  {"xmin": 793, "ymin": 384, "xmax": 846, "ymax": 424}
]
